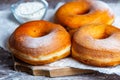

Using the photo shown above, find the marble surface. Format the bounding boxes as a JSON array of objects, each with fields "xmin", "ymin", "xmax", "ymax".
[{"xmin": 0, "ymin": 0, "xmax": 120, "ymax": 80}]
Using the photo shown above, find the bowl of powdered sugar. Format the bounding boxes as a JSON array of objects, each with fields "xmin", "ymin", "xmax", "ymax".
[{"xmin": 11, "ymin": 0, "xmax": 48, "ymax": 24}]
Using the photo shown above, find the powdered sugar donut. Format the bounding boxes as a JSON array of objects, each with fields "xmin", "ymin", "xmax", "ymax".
[
  {"xmin": 72, "ymin": 24, "xmax": 120, "ymax": 67},
  {"xmin": 55, "ymin": 0, "xmax": 114, "ymax": 35},
  {"xmin": 8, "ymin": 20, "xmax": 71, "ymax": 65}
]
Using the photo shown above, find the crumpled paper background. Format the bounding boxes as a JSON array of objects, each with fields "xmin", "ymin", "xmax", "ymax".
[{"xmin": 1, "ymin": 2, "xmax": 120, "ymax": 75}]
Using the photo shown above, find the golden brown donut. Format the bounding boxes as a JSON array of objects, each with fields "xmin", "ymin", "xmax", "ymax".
[
  {"xmin": 72, "ymin": 24, "xmax": 120, "ymax": 67},
  {"xmin": 55, "ymin": 0, "xmax": 114, "ymax": 35},
  {"xmin": 8, "ymin": 20, "xmax": 71, "ymax": 65}
]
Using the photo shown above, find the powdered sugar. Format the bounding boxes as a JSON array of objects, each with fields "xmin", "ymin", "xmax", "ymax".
[
  {"xmin": 13, "ymin": 1, "xmax": 47, "ymax": 23},
  {"xmin": 15, "ymin": 2, "xmax": 44, "ymax": 15},
  {"xmin": 23, "ymin": 32, "xmax": 54, "ymax": 48},
  {"xmin": 90, "ymin": 0, "xmax": 113, "ymax": 16},
  {"xmin": 91, "ymin": 0, "xmax": 112, "ymax": 11},
  {"xmin": 94, "ymin": 33, "xmax": 120, "ymax": 52}
]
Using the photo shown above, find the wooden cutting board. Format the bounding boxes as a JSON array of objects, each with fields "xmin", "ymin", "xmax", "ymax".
[{"xmin": 14, "ymin": 58, "xmax": 94, "ymax": 77}]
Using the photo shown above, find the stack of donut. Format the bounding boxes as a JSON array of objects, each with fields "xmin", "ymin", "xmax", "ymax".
[{"xmin": 8, "ymin": 0, "xmax": 120, "ymax": 67}]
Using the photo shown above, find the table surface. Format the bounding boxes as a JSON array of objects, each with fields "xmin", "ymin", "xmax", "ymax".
[{"xmin": 0, "ymin": 0, "xmax": 120, "ymax": 80}]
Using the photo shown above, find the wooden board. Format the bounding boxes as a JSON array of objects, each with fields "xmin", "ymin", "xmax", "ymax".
[{"xmin": 14, "ymin": 58, "xmax": 94, "ymax": 77}]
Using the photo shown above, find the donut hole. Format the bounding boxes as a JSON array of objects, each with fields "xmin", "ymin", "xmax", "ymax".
[
  {"xmin": 86, "ymin": 25, "xmax": 119, "ymax": 39},
  {"xmin": 99, "ymin": 33, "xmax": 110, "ymax": 39},
  {"xmin": 90, "ymin": 27, "xmax": 109, "ymax": 39},
  {"xmin": 32, "ymin": 29, "xmax": 50, "ymax": 37},
  {"xmin": 77, "ymin": 9, "xmax": 90, "ymax": 15},
  {"xmin": 27, "ymin": 25, "xmax": 52, "ymax": 37},
  {"xmin": 63, "ymin": 1, "xmax": 90, "ymax": 15},
  {"xmin": 17, "ymin": 21, "xmax": 57, "ymax": 38}
]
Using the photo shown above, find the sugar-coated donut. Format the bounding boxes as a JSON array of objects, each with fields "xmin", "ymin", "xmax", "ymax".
[
  {"xmin": 55, "ymin": 0, "xmax": 114, "ymax": 35},
  {"xmin": 8, "ymin": 20, "xmax": 71, "ymax": 65},
  {"xmin": 72, "ymin": 24, "xmax": 120, "ymax": 67}
]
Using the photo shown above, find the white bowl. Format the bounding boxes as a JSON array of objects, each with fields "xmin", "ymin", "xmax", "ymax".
[{"xmin": 11, "ymin": 0, "xmax": 48, "ymax": 24}]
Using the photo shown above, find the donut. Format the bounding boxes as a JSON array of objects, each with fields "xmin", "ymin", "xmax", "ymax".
[
  {"xmin": 72, "ymin": 24, "xmax": 120, "ymax": 67},
  {"xmin": 8, "ymin": 20, "xmax": 71, "ymax": 65},
  {"xmin": 55, "ymin": 0, "xmax": 114, "ymax": 35}
]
